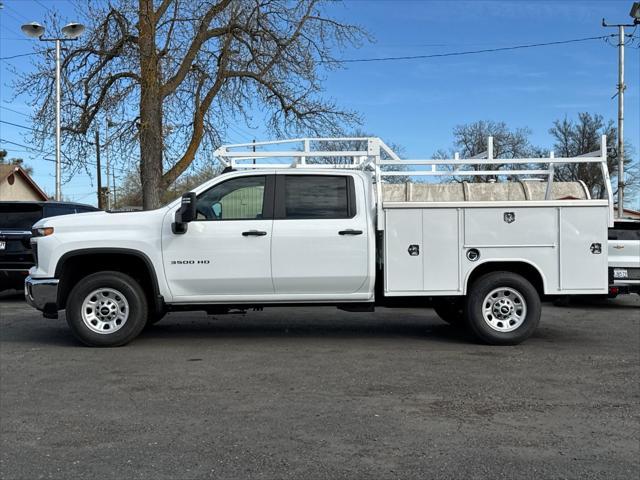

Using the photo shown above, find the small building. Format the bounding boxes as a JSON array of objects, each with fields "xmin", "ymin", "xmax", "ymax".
[
  {"xmin": 613, "ymin": 204, "xmax": 640, "ymax": 220},
  {"xmin": 0, "ymin": 164, "xmax": 48, "ymax": 201}
]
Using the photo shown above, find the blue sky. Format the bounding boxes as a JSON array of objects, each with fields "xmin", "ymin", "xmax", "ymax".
[{"xmin": 1, "ymin": 0, "xmax": 639, "ymax": 208}]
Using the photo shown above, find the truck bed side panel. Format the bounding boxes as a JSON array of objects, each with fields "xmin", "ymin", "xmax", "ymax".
[{"xmin": 384, "ymin": 203, "xmax": 609, "ymax": 296}]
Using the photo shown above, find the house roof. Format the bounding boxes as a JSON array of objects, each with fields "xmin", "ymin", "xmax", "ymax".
[{"xmin": 0, "ymin": 164, "xmax": 48, "ymax": 201}]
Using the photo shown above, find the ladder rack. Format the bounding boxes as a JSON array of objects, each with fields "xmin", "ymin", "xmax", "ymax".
[{"xmin": 214, "ymin": 136, "xmax": 613, "ymax": 228}]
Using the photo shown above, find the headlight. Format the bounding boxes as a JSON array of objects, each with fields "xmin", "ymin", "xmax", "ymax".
[{"xmin": 32, "ymin": 227, "xmax": 54, "ymax": 237}]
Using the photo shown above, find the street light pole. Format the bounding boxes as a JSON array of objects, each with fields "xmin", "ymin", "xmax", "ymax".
[
  {"xmin": 603, "ymin": 3, "xmax": 639, "ymax": 218},
  {"xmin": 55, "ymin": 38, "xmax": 62, "ymax": 200},
  {"xmin": 21, "ymin": 21, "xmax": 85, "ymax": 201}
]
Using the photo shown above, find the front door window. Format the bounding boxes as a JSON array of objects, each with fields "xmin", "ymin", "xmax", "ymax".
[{"xmin": 196, "ymin": 176, "xmax": 266, "ymax": 221}]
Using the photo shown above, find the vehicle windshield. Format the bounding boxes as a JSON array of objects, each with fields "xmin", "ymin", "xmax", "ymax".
[{"xmin": 0, "ymin": 203, "xmax": 43, "ymax": 230}]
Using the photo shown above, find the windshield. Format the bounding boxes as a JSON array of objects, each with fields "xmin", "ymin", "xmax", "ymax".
[{"xmin": 0, "ymin": 203, "xmax": 43, "ymax": 230}]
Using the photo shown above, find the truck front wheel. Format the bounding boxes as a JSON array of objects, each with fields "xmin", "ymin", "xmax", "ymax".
[
  {"xmin": 465, "ymin": 272, "xmax": 540, "ymax": 345},
  {"xmin": 65, "ymin": 271, "xmax": 148, "ymax": 347}
]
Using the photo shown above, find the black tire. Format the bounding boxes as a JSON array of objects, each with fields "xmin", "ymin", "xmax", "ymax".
[
  {"xmin": 465, "ymin": 271, "xmax": 541, "ymax": 346},
  {"xmin": 65, "ymin": 271, "xmax": 148, "ymax": 347},
  {"xmin": 432, "ymin": 297, "xmax": 465, "ymax": 327}
]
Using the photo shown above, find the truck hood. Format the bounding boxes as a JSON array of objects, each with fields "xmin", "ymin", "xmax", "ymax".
[{"xmin": 33, "ymin": 208, "xmax": 169, "ymax": 232}]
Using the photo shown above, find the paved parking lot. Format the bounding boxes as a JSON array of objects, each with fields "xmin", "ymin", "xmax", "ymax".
[{"xmin": 0, "ymin": 291, "xmax": 638, "ymax": 479}]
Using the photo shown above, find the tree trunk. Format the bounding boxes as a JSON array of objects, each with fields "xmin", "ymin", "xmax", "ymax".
[{"xmin": 138, "ymin": 0, "xmax": 164, "ymax": 209}]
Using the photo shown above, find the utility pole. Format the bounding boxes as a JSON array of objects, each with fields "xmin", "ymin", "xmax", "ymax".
[
  {"xmin": 617, "ymin": 24, "xmax": 625, "ymax": 219},
  {"xmin": 112, "ymin": 170, "xmax": 117, "ymax": 209},
  {"xmin": 105, "ymin": 120, "xmax": 111, "ymax": 210},
  {"xmin": 95, "ymin": 129, "xmax": 103, "ymax": 209},
  {"xmin": 603, "ymin": 3, "xmax": 640, "ymax": 218}
]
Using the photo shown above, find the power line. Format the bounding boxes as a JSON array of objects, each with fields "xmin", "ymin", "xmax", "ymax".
[
  {"xmin": 33, "ymin": 0, "xmax": 53, "ymax": 12},
  {"xmin": 0, "ymin": 52, "xmax": 38, "ymax": 60},
  {"xmin": 1, "ymin": 119, "xmax": 128, "ymax": 172},
  {"xmin": 0, "ymin": 118, "xmax": 42, "ymax": 133},
  {"xmin": 0, "ymin": 105, "xmax": 31, "ymax": 117},
  {"xmin": 0, "ymin": 136, "xmax": 129, "ymax": 173},
  {"xmin": 1, "ymin": 4, "xmax": 30, "ymax": 23},
  {"xmin": 333, "ymin": 34, "xmax": 616, "ymax": 63},
  {"xmin": 0, "ymin": 137, "xmax": 53, "ymax": 156}
]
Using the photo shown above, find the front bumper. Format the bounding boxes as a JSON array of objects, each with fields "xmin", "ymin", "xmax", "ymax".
[{"xmin": 24, "ymin": 276, "xmax": 59, "ymax": 318}]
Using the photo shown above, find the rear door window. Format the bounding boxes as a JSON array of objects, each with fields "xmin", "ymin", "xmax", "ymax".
[{"xmin": 278, "ymin": 175, "xmax": 354, "ymax": 219}]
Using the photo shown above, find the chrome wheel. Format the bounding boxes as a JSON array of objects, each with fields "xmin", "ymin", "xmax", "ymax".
[
  {"xmin": 81, "ymin": 288, "xmax": 129, "ymax": 335},
  {"xmin": 481, "ymin": 287, "xmax": 527, "ymax": 332}
]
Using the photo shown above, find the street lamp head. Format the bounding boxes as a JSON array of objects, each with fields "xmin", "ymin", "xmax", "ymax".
[
  {"xmin": 61, "ymin": 22, "xmax": 85, "ymax": 39},
  {"xmin": 21, "ymin": 22, "xmax": 45, "ymax": 38},
  {"xmin": 630, "ymin": 2, "xmax": 640, "ymax": 23}
]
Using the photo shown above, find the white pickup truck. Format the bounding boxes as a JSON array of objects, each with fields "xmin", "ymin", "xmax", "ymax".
[
  {"xmin": 608, "ymin": 219, "xmax": 640, "ymax": 296},
  {"xmin": 25, "ymin": 136, "xmax": 614, "ymax": 347}
]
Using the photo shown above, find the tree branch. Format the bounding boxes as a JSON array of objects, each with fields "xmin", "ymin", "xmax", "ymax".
[
  {"xmin": 161, "ymin": 0, "xmax": 233, "ymax": 97},
  {"xmin": 63, "ymin": 71, "xmax": 140, "ymax": 135},
  {"xmin": 162, "ymin": 33, "xmax": 233, "ymax": 185}
]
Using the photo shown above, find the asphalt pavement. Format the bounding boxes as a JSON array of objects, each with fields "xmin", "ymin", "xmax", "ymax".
[{"xmin": 1, "ymin": 291, "xmax": 638, "ymax": 479}]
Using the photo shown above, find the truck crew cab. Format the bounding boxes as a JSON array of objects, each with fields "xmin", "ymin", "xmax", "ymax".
[{"xmin": 25, "ymin": 136, "xmax": 613, "ymax": 347}]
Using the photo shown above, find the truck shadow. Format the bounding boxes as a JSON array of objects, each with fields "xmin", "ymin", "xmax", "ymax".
[
  {"xmin": 1, "ymin": 305, "xmax": 600, "ymax": 347},
  {"xmin": 133, "ymin": 307, "xmax": 502, "ymax": 346},
  {"xmin": 1, "ymin": 320, "xmax": 474, "ymax": 348},
  {"xmin": 546, "ymin": 295, "xmax": 640, "ymax": 309}
]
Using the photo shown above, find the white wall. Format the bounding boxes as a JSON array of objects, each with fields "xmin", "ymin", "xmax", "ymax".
[{"xmin": 0, "ymin": 174, "xmax": 44, "ymax": 201}]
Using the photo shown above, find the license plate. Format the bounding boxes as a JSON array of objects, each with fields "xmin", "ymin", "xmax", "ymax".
[
  {"xmin": 613, "ymin": 268, "xmax": 628, "ymax": 279},
  {"xmin": 0, "ymin": 241, "xmax": 5, "ymax": 250}
]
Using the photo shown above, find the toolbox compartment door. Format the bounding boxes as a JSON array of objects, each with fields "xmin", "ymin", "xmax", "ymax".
[
  {"xmin": 384, "ymin": 209, "xmax": 423, "ymax": 292},
  {"xmin": 422, "ymin": 209, "xmax": 460, "ymax": 292},
  {"xmin": 560, "ymin": 206, "xmax": 608, "ymax": 290}
]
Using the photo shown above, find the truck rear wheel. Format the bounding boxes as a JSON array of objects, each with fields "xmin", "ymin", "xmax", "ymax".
[
  {"xmin": 465, "ymin": 272, "xmax": 540, "ymax": 345},
  {"xmin": 65, "ymin": 271, "xmax": 148, "ymax": 347}
]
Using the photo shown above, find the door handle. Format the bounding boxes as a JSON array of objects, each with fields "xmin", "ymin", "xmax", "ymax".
[
  {"xmin": 338, "ymin": 229, "xmax": 363, "ymax": 236},
  {"xmin": 242, "ymin": 230, "xmax": 267, "ymax": 236}
]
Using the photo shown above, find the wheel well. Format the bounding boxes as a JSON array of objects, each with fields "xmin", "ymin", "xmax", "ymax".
[
  {"xmin": 466, "ymin": 261, "xmax": 544, "ymax": 295},
  {"xmin": 56, "ymin": 251, "xmax": 162, "ymax": 313}
]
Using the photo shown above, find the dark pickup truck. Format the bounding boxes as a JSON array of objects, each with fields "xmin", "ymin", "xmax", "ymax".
[{"xmin": 0, "ymin": 201, "xmax": 99, "ymax": 291}]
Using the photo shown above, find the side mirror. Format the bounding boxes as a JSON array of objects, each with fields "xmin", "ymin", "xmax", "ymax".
[{"xmin": 173, "ymin": 192, "xmax": 197, "ymax": 234}]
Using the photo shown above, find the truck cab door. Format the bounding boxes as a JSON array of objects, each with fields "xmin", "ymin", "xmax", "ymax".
[
  {"xmin": 270, "ymin": 173, "xmax": 370, "ymax": 298},
  {"xmin": 162, "ymin": 174, "xmax": 275, "ymax": 300}
]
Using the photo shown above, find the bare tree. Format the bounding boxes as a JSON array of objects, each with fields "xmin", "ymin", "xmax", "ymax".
[
  {"xmin": 549, "ymin": 112, "xmax": 638, "ymax": 200},
  {"xmin": 16, "ymin": 0, "xmax": 366, "ymax": 209},
  {"xmin": 305, "ymin": 131, "xmax": 410, "ymax": 183},
  {"xmin": 0, "ymin": 154, "xmax": 34, "ymax": 176},
  {"xmin": 441, "ymin": 120, "xmax": 536, "ymax": 182},
  {"xmin": 116, "ymin": 162, "xmax": 222, "ymax": 208}
]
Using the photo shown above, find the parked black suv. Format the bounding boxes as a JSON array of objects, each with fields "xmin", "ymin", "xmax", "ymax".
[{"xmin": 0, "ymin": 201, "xmax": 99, "ymax": 291}]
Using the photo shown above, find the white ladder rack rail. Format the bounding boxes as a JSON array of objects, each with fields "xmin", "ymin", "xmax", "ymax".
[{"xmin": 214, "ymin": 135, "xmax": 613, "ymax": 229}]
